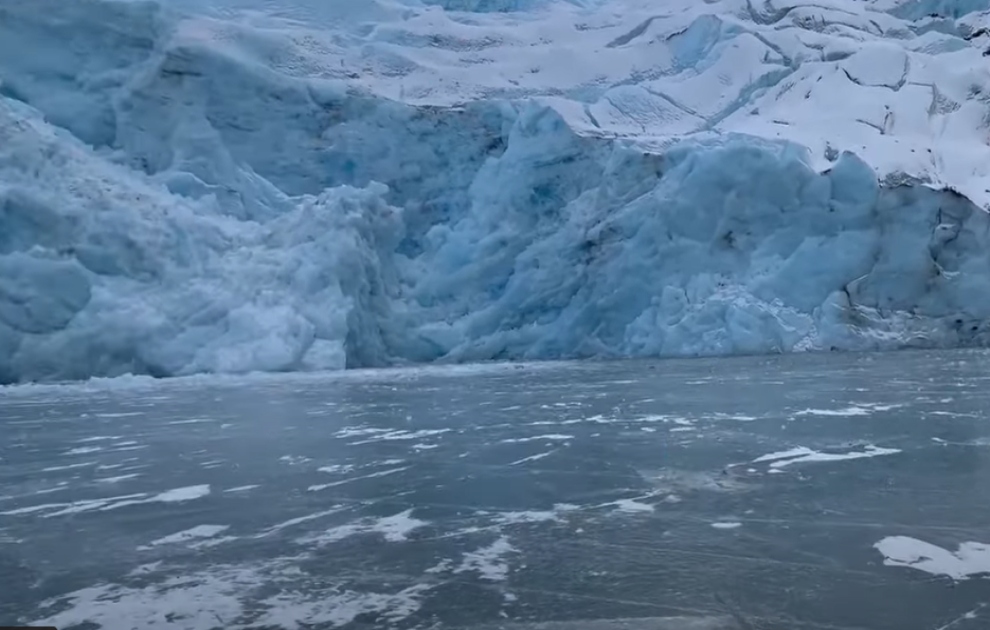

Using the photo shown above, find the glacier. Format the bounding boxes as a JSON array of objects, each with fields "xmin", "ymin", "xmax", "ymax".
[{"xmin": 3, "ymin": 0, "xmax": 990, "ymax": 383}]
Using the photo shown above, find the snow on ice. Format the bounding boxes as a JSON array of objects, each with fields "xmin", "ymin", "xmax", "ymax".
[{"xmin": 4, "ymin": 0, "xmax": 990, "ymax": 382}]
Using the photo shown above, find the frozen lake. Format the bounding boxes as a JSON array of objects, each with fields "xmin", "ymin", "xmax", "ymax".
[{"xmin": 2, "ymin": 350, "xmax": 989, "ymax": 630}]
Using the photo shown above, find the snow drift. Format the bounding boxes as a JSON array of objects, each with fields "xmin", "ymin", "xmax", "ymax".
[{"xmin": 3, "ymin": 0, "xmax": 990, "ymax": 383}]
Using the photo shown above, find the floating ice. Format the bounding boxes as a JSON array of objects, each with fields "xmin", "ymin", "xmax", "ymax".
[{"xmin": 875, "ymin": 536, "xmax": 990, "ymax": 580}]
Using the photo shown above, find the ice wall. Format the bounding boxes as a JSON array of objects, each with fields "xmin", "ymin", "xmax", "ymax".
[{"xmin": 3, "ymin": 0, "xmax": 990, "ymax": 383}]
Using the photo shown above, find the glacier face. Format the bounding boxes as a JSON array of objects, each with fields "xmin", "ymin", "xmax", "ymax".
[{"xmin": 3, "ymin": 0, "xmax": 990, "ymax": 382}]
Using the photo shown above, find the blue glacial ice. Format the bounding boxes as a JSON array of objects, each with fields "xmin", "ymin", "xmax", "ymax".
[{"xmin": 3, "ymin": 0, "xmax": 990, "ymax": 383}]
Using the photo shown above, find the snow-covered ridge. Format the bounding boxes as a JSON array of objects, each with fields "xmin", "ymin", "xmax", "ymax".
[{"xmin": 2, "ymin": 0, "xmax": 990, "ymax": 383}]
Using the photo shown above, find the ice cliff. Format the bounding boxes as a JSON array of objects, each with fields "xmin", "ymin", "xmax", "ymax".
[{"xmin": 3, "ymin": 0, "xmax": 990, "ymax": 383}]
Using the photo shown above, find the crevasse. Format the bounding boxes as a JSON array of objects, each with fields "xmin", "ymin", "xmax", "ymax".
[{"xmin": 2, "ymin": 0, "xmax": 990, "ymax": 383}]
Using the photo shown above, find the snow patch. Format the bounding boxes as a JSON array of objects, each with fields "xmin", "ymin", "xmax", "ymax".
[
  {"xmin": 875, "ymin": 536, "xmax": 990, "ymax": 580},
  {"xmin": 31, "ymin": 559, "xmax": 430, "ymax": 630},
  {"xmin": 302, "ymin": 509, "xmax": 427, "ymax": 546},
  {"xmin": 454, "ymin": 537, "xmax": 519, "ymax": 582}
]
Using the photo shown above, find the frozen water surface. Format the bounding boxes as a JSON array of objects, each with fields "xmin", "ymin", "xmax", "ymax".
[{"xmin": 2, "ymin": 349, "xmax": 989, "ymax": 629}]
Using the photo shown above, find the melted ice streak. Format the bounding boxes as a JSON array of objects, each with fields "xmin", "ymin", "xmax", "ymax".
[
  {"xmin": 41, "ymin": 461, "xmax": 97, "ymax": 472},
  {"xmin": 97, "ymin": 473, "xmax": 141, "ymax": 483},
  {"xmin": 301, "ymin": 509, "xmax": 427, "ymax": 546},
  {"xmin": 103, "ymin": 485, "xmax": 212, "ymax": 510},
  {"xmin": 1, "ymin": 485, "xmax": 210, "ymax": 518},
  {"xmin": 875, "ymin": 536, "xmax": 990, "ymax": 580},
  {"xmin": 141, "ymin": 524, "xmax": 229, "ymax": 549},
  {"xmin": 346, "ymin": 429, "xmax": 451, "ymax": 445},
  {"xmin": 793, "ymin": 403, "xmax": 903, "ymax": 417},
  {"xmin": 258, "ymin": 507, "xmax": 348, "ymax": 537},
  {"xmin": 752, "ymin": 445, "xmax": 901, "ymax": 468},
  {"xmin": 509, "ymin": 450, "xmax": 555, "ymax": 465},
  {"xmin": 500, "ymin": 434, "xmax": 574, "ymax": 444},
  {"xmin": 307, "ymin": 466, "xmax": 410, "ymax": 492},
  {"xmin": 165, "ymin": 417, "xmax": 216, "ymax": 425},
  {"xmin": 64, "ymin": 446, "xmax": 104, "ymax": 455},
  {"xmin": 224, "ymin": 485, "xmax": 259, "ymax": 493}
]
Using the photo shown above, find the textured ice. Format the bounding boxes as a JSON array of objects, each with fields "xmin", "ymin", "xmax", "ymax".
[{"xmin": 5, "ymin": 0, "xmax": 990, "ymax": 382}]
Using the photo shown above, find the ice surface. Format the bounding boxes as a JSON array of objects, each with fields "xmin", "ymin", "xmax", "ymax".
[
  {"xmin": 6, "ymin": 0, "xmax": 990, "ymax": 381},
  {"xmin": 4, "ymin": 352, "xmax": 990, "ymax": 627}
]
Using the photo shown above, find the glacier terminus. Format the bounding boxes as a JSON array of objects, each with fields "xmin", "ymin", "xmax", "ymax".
[{"xmin": 4, "ymin": 0, "xmax": 990, "ymax": 381}]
